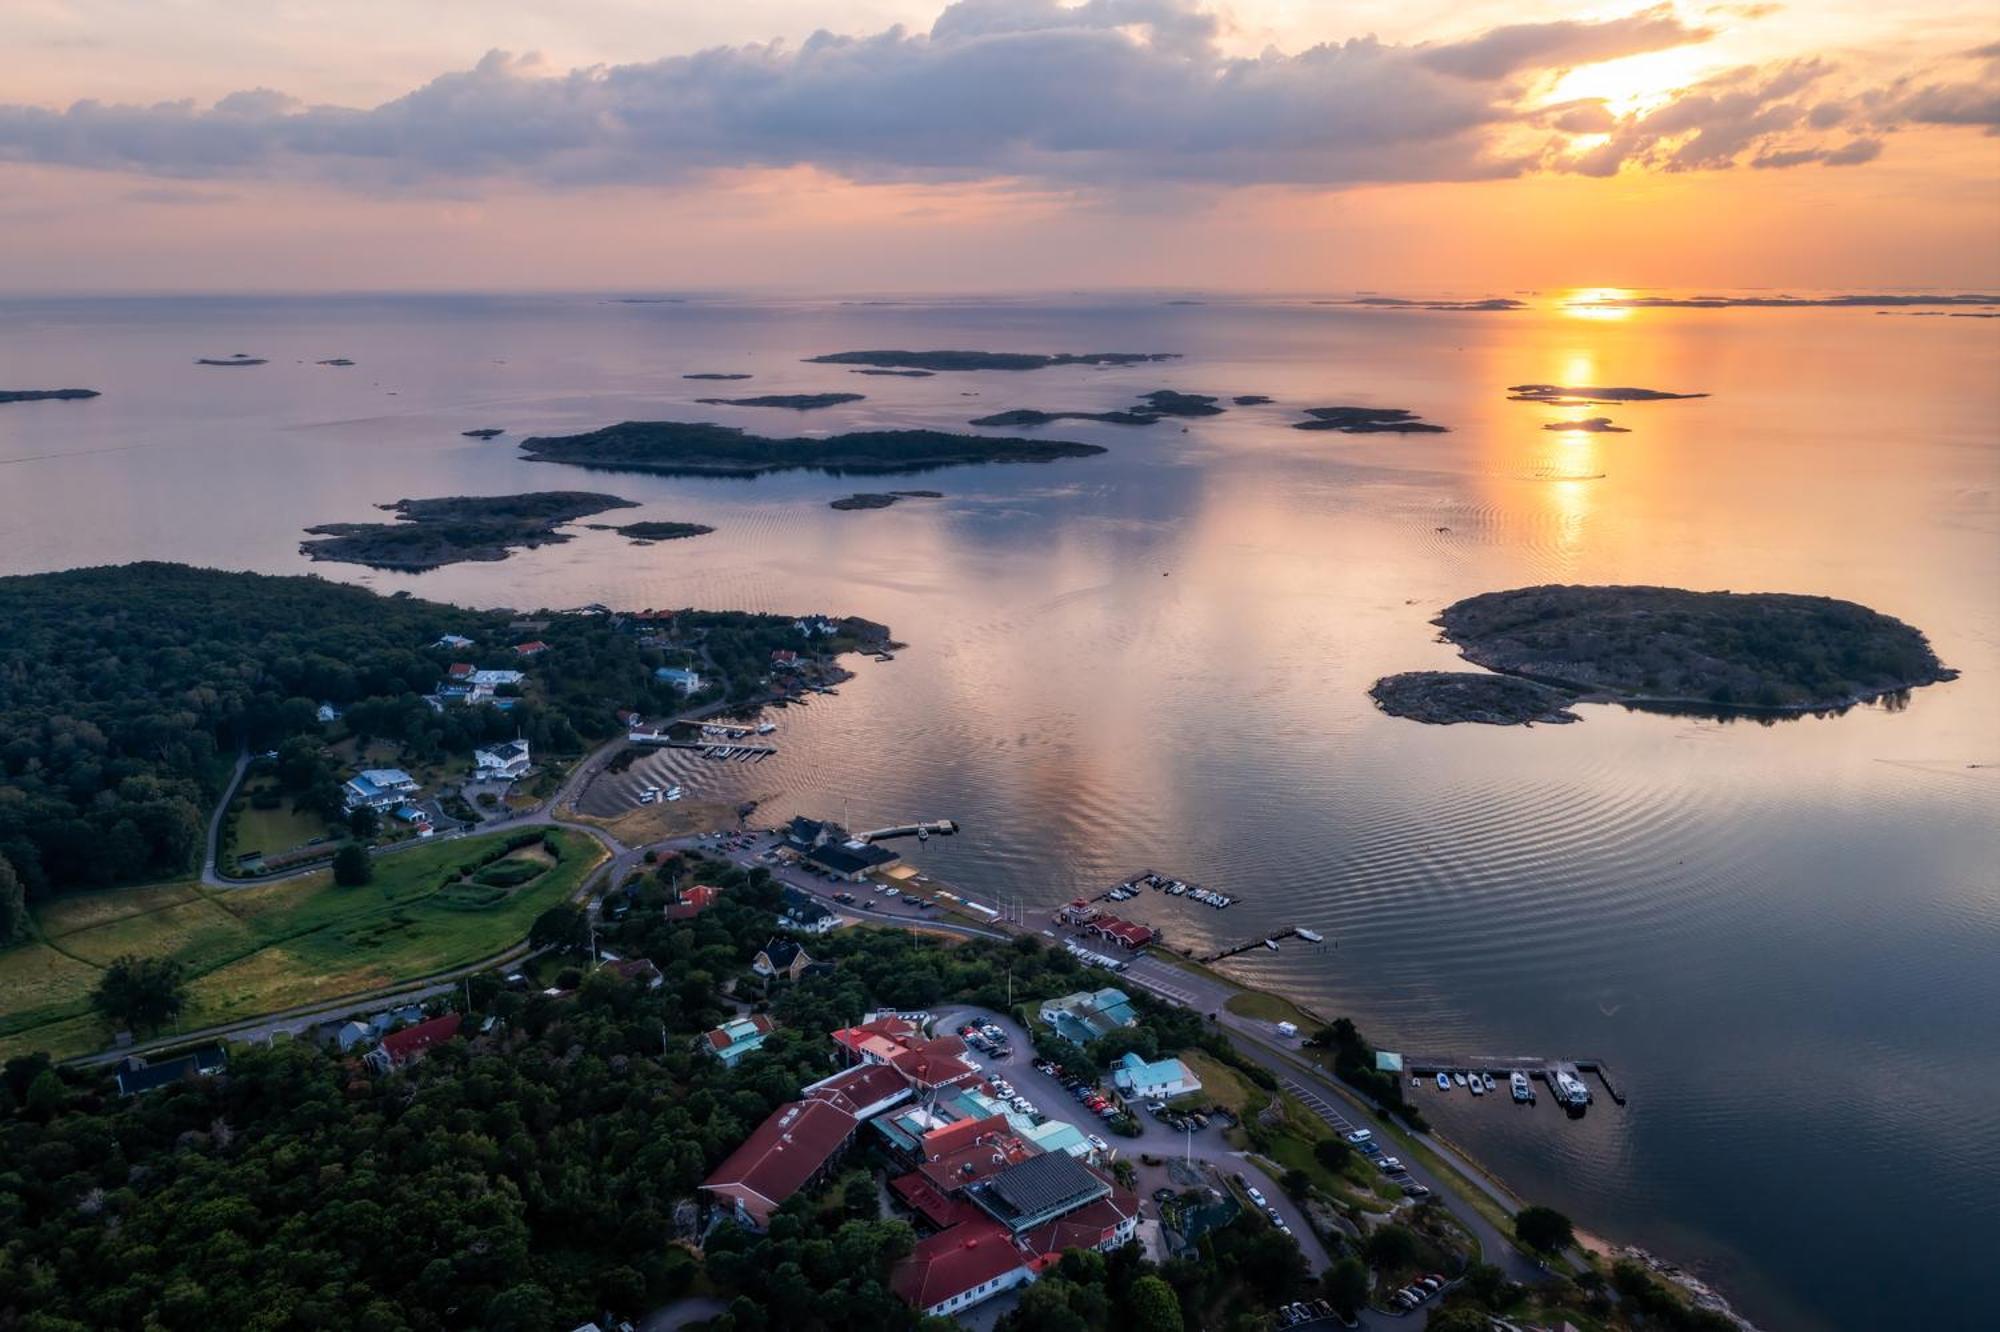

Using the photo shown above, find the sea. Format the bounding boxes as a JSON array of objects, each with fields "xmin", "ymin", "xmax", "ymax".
[{"xmin": 2, "ymin": 292, "xmax": 1995, "ymax": 1331}]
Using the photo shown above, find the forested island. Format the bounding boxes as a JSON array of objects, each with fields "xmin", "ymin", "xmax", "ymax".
[
  {"xmin": 301, "ymin": 492, "xmax": 638, "ymax": 570},
  {"xmin": 0, "ymin": 389, "xmax": 98, "ymax": 403},
  {"xmin": 694, "ymin": 393, "xmax": 865, "ymax": 410},
  {"xmin": 807, "ymin": 349, "xmax": 1179, "ymax": 372},
  {"xmin": 1373, "ymin": 584, "xmax": 1956, "ymax": 723},
  {"xmin": 1293, "ymin": 406, "xmax": 1448, "ymax": 433},
  {"xmin": 519, "ymin": 420, "xmax": 1105, "ymax": 477},
  {"xmin": 970, "ymin": 389, "xmax": 1225, "ymax": 427},
  {"xmin": 829, "ymin": 490, "xmax": 942, "ymax": 510}
]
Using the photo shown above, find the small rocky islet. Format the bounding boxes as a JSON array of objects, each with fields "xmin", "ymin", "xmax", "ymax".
[
  {"xmin": 969, "ymin": 389, "xmax": 1225, "ymax": 428},
  {"xmin": 1543, "ymin": 417, "xmax": 1629, "ymax": 433},
  {"xmin": 829, "ymin": 490, "xmax": 943, "ymax": 511},
  {"xmin": 1292, "ymin": 405, "xmax": 1448, "ymax": 433},
  {"xmin": 195, "ymin": 354, "xmax": 267, "ymax": 367},
  {"xmin": 518, "ymin": 420, "xmax": 1104, "ymax": 478},
  {"xmin": 807, "ymin": 349, "xmax": 1179, "ymax": 372},
  {"xmin": 461, "ymin": 428, "xmax": 506, "ymax": 439},
  {"xmin": 588, "ymin": 520, "xmax": 717, "ymax": 544},
  {"xmin": 693, "ymin": 393, "xmax": 865, "ymax": 410},
  {"xmin": 683, "ymin": 372, "xmax": 754, "ymax": 381},
  {"xmin": 1371, "ymin": 584, "xmax": 1956, "ymax": 724},
  {"xmin": 1508, "ymin": 384, "xmax": 1707, "ymax": 405},
  {"xmin": 300, "ymin": 492, "xmax": 639, "ymax": 571},
  {"xmin": 0, "ymin": 389, "xmax": 99, "ymax": 404}
]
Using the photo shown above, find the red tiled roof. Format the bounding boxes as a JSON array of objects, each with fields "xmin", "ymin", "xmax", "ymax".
[
  {"xmin": 805, "ymin": 1061, "xmax": 911, "ymax": 1117},
  {"xmin": 447, "ymin": 662, "xmax": 475, "ymax": 678},
  {"xmin": 1015, "ymin": 1190, "xmax": 1140, "ymax": 1261},
  {"xmin": 704, "ymin": 1014, "xmax": 775, "ymax": 1050},
  {"xmin": 665, "ymin": 884, "xmax": 721, "ymax": 921},
  {"xmin": 891, "ymin": 1220, "xmax": 1027, "ymax": 1312},
  {"xmin": 702, "ymin": 1097, "xmax": 857, "ymax": 1226},
  {"xmin": 378, "ymin": 1013, "xmax": 461, "ymax": 1066},
  {"xmin": 920, "ymin": 1113, "xmax": 1012, "ymax": 1159},
  {"xmin": 514, "ymin": 641, "xmax": 549, "ymax": 655},
  {"xmin": 888, "ymin": 1034, "xmax": 976, "ymax": 1089},
  {"xmin": 891, "ymin": 1171, "xmax": 984, "ymax": 1229},
  {"xmin": 917, "ymin": 1120, "xmax": 1036, "ymax": 1193}
]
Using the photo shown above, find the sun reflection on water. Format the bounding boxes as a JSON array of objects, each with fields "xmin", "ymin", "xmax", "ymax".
[{"xmin": 1563, "ymin": 287, "xmax": 1636, "ymax": 320}]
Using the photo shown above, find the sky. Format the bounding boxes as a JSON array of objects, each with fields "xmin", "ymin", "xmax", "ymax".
[{"xmin": 0, "ymin": 1, "xmax": 1995, "ymax": 293}]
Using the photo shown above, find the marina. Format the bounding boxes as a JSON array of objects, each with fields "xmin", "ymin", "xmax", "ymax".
[
  {"xmin": 1390, "ymin": 1052, "xmax": 1629, "ymax": 1110},
  {"xmin": 1099, "ymin": 868, "xmax": 1242, "ymax": 911}
]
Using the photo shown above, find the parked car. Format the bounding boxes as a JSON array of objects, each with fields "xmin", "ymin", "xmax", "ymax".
[
  {"xmin": 1246, "ymin": 1186, "xmax": 1266, "ymax": 1205},
  {"xmin": 1379, "ymin": 1156, "xmax": 1403, "ymax": 1171},
  {"xmin": 1087, "ymin": 1134, "xmax": 1109, "ymax": 1152},
  {"xmin": 1344, "ymin": 1129, "xmax": 1373, "ymax": 1144}
]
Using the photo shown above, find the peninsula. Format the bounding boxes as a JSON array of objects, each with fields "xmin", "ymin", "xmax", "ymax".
[
  {"xmin": 806, "ymin": 349, "xmax": 1179, "ymax": 372},
  {"xmin": 0, "ymin": 389, "xmax": 98, "ymax": 403},
  {"xmin": 300, "ymin": 491, "xmax": 638, "ymax": 571},
  {"xmin": 1374, "ymin": 584, "xmax": 1956, "ymax": 722},
  {"xmin": 829, "ymin": 490, "xmax": 942, "ymax": 510},
  {"xmin": 693, "ymin": 392, "xmax": 864, "ymax": 410},
  {"xmin": 1508, "ymin": 384, "xmax": 1707, "ymax": 404},
  {"xmin": 518, "ymin": 420, "xmax": 1106, "ymax": 478},
  {"xmin": 1293, "ymin": 405, "xmax": 1448, "ymax": 433},
  {"xmin": 970, "ymin": 389, "xmax": 1224, "ymax": 428}
]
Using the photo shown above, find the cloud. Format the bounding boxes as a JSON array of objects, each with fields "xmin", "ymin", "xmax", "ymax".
[
  {"xmin": 1419, "ymin": 4, "xmax": 1713, "ymax": 81},
  {"xmin": 0, "ymin": 1, "xmax": 1988, "ymax": 194}
]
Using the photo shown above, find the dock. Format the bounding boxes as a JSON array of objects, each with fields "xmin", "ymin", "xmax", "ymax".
[
  {"xmin": 1396, "ymin": 1052, "xmax": 1627, "ymax": 1108},
  {"xmin": 856, "ymin": 819, "xmax": 959, "ymax": 843},
  {"xmin": 1099, "ymin": 868, "xmax": 1244, "ymax": 912},
  {"xmin": 632, "ymin": 739, "xmax": 777, "ymax": 761},
  {"xmin": 1197, "ymin": 927, "xmax": 1315, "ymax": 963}
]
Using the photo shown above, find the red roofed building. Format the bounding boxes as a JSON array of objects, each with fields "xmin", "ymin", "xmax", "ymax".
[
  {"xmin": 514, "ymin": 640, "xmax": 549, "ymax": 657},
  {"xmin": 365, "ymin": 1013, "xmax": 461, "ymax": 1073},
  {"xmin": 1087, "ymin": 916, "xmax": 1155, "ymax": 950},
  {"xmin": 447, "ymin": 662, "xmax": 476, "ymax": 680},
  {"xmin": 914, "ymin": 1115, "xmax": 1036, "ymax": 1193},
  {"xmin": 888, "ymin": 1034, "xmax": 980, "ymax": 1091},
  {"xmin": 830, "ymin": 1014, "xmax": 925, "ymax": 1065},
  {"xmin": 803, "ymin": 1061, "xmax": 914, "ymax": 1120},
  {"xmin": 889, "ymin": 1219, "xmax": 1034, "ymax": 1320},
  {"xmin": 702, "ymin": 1097, "xmax": 859, "ymax": 1229},
  {"xmin": 770, "ymin": 649, "xmax": 800, "ymax": 669},
  {"xmin": 1015, "ymin": 1190, "xmax": 1141, "ymax": 1266},
  {"xmin": 665, "ymin": 884, "xmax": 721, "ymax": 921},
  {"xmin": 890, "ymin": 1172, "xmax": 985, "ymax": 1229}
]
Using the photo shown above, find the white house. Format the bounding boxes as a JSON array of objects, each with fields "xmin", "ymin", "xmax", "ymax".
[
  {"xmin": 654, "ymin": 666, "xmax": 702, "ymax": 693},
  {"xmin": 1110, "ymin": 1052, "xmax": 1201, "ymax": 1100},
  {"xmin": 343, "ymin": 768, "xmax": 418, "ymax": 811},
  {"xmin": 315, "ymin": 702, "xmax": 343, "ymax": 723},
  {"xmin": 433, "ymin": 633, "xmax": 476, "ymax": 649},
  {"xmin": 474, "ymin": 739, "xmax": 531, "ymax": 781}
]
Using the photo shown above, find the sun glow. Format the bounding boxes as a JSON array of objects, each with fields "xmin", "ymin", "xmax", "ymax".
[
  {"xmin": 1544, "ymin": 46, "xmax": 1719, "ymax": 118},
  {"xmin": 1562, "ymin": 287, "xmax": 1635, "ymax": 320}
]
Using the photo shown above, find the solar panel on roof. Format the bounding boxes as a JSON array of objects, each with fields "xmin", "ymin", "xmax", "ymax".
[{"xmin": 982, "ymin": 1151, "xmax": 1106, "ymax": 1219}]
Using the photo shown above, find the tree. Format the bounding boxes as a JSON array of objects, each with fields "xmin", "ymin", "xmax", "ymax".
[
  {"xmin": 347, "ymin": 805, "xmax": 381, "ymax": 838},
  {"xmin": 1322, "ymin": 1257, "xmax": 1369, "ymax": 1317},
  {"xmin": 1363, "ymin": 1223, "xmax": 1420, "ymax": 1271},
  {"xmin": 1280, "ymin": 1167, "xmax": 1312, "ymax": 1198},
  {"xmin": 1514, "ymin": 1204, "xmax": 1575, "ymax": 1254},
  {"xmin": 92, "ymin": 954, "xmax": 187, "ymax": 1033},
  {"xmin": 332, "ymin": 842, "xmax": 373, "ymax": 886},
  {"xmin": 1128, "ymin": 1274, "xmax": 1184, "ymax": 1332},
  {"xmin": 1425, "ymin": 1307, "xmax": 1493, "ymax": 1332},
  {"xmin": 1312, "ymin": 1137, "xmax": 1352, "ymax": 1173},
  {"xmin": 0, "ymin": 856, "xmax": 24, "ymax": 944},
  {"xmin": 531, "ymin": 903, "xmax": 589, "ymax": 952}
]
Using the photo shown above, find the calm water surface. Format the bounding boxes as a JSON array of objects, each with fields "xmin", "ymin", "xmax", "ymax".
[{"xmin": 2, "ymin": 295, "xmax": 1996, "ymax": 1330}]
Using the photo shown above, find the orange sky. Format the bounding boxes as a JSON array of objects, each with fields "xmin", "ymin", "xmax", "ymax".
[{"xmin": 0, "ymin": 2, "xmax": 1994, "ymax": 292}]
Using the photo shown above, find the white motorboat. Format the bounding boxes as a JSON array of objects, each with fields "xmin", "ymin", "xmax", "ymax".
[
  {"xmin": 1296, "ymin": 928, "xmax": 1323, "ymax": 943},
  {"xmin": 1453, "ymin": 1072, "xmax": 1468, "ymax": 1087},
  {"xmin": 1469, "ymin": 1075, "xmax": 1485, "ymax": 1096}
]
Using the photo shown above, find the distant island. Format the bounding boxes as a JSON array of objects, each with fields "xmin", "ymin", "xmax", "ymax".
[
  {"xmin": 592, "ymin": 519, "xmax": 716, "ymax": 543},
  {"xmin": 693, "ymin": 393, "xmax": 864, "ymax": 410},
  {"xmin": 301, "ymin": 491, "xmax": 638, "ymax": 571},
  {"xmin": 1543, "ymin": 417, "xmax": 1629, "ymax": 433},
  {"xmin": 829, "ymin": 490, "xmax": 942, "ymax": 510},
  {"xmin": 1233, "ymin": 394, "xmax": 1273, "ymax": 405},
  {"xmin": 970, "ymin": 389, "xmax": 1224, "ymax": 427},
  {"xmin": 1508, "ymin": 384, "xmax": 1707, "ymax": 404},
  {"xmin": 1567, "ymin": 292, "xmax": 1999, "ymax": 310},
  {"xmin": 683, "ymin": 372, "xmax": 753, "ymax": 380},
  {"xmin": 316, "ymin": 358, "xmax": 355, "ymax": 367},
  {"xmin": 461, "ymin": 428, "xmax": 505, "ymax": 439},
  {"xmin": 1370, "ymin": 672, "xmax": 1579, "ymax": 725},
  {"xmin": 195, "ymin": 354, "xmax": 266, "ymax": 367},
  {"xmin": 1324, "ymin": 297, "xmax": 1525, "ymax": 312},
  {"xmin": 518, "ymin": 420, "xmax": 1106, "ymax": 478},
  {"xmin": 806, "ymin": 349, "xmax": 1179, "ymax": 372},
  {"xmin": 1293, "ymin": 405, "xmax": 1448, "ymax": 433},
  {"xmin": 0, "ymin": 389, "xmax": 98, "ymax": 404},
  {"xmin": 1372, "ymin": 584, "xmax": 1956, "ymax": 723},
  {"xmin": 851, "ymin": 368, "xmax": 935, "ymax": 377}
]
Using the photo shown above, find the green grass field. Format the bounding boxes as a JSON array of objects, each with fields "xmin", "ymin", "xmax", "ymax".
[
  {"xmin": 0, "ymin": 827, "xmax": 605, "ymax": 1062},
  {"xmin": 230, "ymin": 787, "xmax": 338, "ymax": 863}
]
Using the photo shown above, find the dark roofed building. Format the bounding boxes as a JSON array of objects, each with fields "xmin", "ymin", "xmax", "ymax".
[
  {"xmin": 966, "ymin": 1151, "xmax": 1113, "ymax": 1234},
  {"xmin": 803, "ymin": 839, "xmax": 901, "ymax": 882},
  {"xmin": 114, "ymin": 1044, "xmax": 227, "ymax": 1096},
  {"xmin": 785, "ymin": 816, "xmax": 830, "ymax": 851},
  {"xmin": 754, "ymin": 937, "xmax": 815, "ymax": 980}
]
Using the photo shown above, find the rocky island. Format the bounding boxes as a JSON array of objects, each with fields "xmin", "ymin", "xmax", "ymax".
[
  {"xmin": 592, "ymin": 520, "xmax": 716, "ymax": 543},
  {"xmin": 316, "ymin": 358, "xmax": 355, "ymax": 367},
  {"xmin": 682, "ymin": 372, "xmax": 753, "ymax": 380},
  {"xmin": 1543, "ymin": 417, "xmax": 1629, "ymax": 433},
  {"xmin": 1293, "ymin": 405, "xmax": 1448, "ymax": 433},
  {"xmin": 0, "ymin": 389, "xmax": 99, "ymax": 404},
  {"xmin": 693, "ymin": 393, "xmax": 864, "ymax": 410},
  {"xmin": 850, "ymin": 368, "xmax": 935, "ymax": 377},
  {"xmin": 518, "ymin": 420, "xmax": 1105, "ymax": 478},
  {"xmin": 1508, "ymin": 384, "xmax": 1707, "ymax": 404},
  {"xmin": 300, "ymin": 491, "xmax": 638, "ymax": 571},
  {"xmin": 1370, "ymin": 672, "xmax": 1580, "ymax": 725},
  {"xmin": 969, "ymin": 389, "xmax": 1224, "ymax": 427},
  {"xmin": 807, "ymin": 349, "xmax": 1179, "ymax": 372},
  {"xmin": 829, "ymin": 490, "xmax": 943, "ymax": 510},
  {"xmin": 1373, "ymin": 584, "xmax": 1956, "ymax": 723},
  {"xmin": 461, "ymin": 428, "xmax": 505, "ymax": 439},
  {"xmin": 1232, "ymin": 394, "xmax": 1273, "ymax": 405},
  {"xmin": 195, "ymin": 354, "xmax": 266, "ymax": 367}
]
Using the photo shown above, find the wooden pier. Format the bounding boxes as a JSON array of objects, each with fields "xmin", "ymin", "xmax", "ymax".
[
  {"xmin": 1397, "ymin": 1052, "xmax": 1627, "ymax": 1107},
  {"xmin": 1198, "ymin": 927, "xmax": 1307, "ymax": 964}
]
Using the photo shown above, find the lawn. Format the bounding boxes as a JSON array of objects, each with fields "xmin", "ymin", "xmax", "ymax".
[
  {"xmin": 0, "ymin": 827, "xmax": 606, "ymax": 1062},
  {"xmin": 230, "ymin": 784, "xmax": 339, "ymax": 861},
  {"xmin": 1175, "ymin": 1049, "xmax": 1263, "ymax": 1119},
  {"xmin": 1224, "ymin": 988, "xmax": 1325, "ymax": 1032}
]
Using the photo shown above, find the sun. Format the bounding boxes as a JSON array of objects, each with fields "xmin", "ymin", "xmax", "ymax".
[
  {"xmin": 1543, "ymin": 46, "xmax": 1720, "ymax": 119},
  {"xmin": 1562, "ymin": 287, "xmax": 1636, "ymax": 320}
]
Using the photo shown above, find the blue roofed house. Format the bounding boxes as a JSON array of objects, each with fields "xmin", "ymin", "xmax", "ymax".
[
  {"xmin": 654, "ymin": 666, "xmax": 703, "ymax": 694},
  {"xmin": 1111, "ymin": 1052, "xmax": 1201, "ymax": 1100},
  {"xmin": 703, "ymin": 1015, "xmax": 776, "ymax": 1066},
  {"xmin": 1037, "ymin": 987, "xmax": 1138, "ymax": 1046},
  {"xmin": 343, "ymin": 768, "xmax": 418, "ymax": 811}
]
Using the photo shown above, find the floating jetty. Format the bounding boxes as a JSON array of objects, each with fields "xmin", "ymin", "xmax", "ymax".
[
  {"xmin": 856, "ymin": 819, "xmax": 959, "ymax": 843},
  {"xmin": 1103, "ymin": 868, "xmax": 1241, "ymax": 911},
  {"xmin": 1197, "ymin": 926, "xmax": 1318, "ymax": 963},
  {"xmin": 1398, "ymin": 1052, "xmax": 1627, "ymax": 1109}
]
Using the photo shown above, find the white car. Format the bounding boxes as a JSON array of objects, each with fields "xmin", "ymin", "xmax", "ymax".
[
  {"xmin": 1380, "ymin": 1156, "xmax": 1403, "ymax": 1171},
  {"xmin": 1087, "ymin": 1134, "xmax": 1109, "ymax": 1152},
  {"xmin": 1345, "ymin": 1129, "xmax": 1373, "ymax": 1144},
  {"xmin": 1246, "ymin": 1187, "xmax": 1266, "ymax": 1205}
]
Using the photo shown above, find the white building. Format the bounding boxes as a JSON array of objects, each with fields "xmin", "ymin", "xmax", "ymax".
[
  {"xmin": 654, "ymin": 666, "xmax": 702, "ymax": 693},
  {"xmin": 1110, "ymin": 1052, "xmax": 1201, "ymax": 1100},
  {"xmin": 474, "ymin": 739, "xmax": 531, "ymax": 781},
  {"xmin": 344, "ymin": 768, "xmax": 418, "ymax": 811}
]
